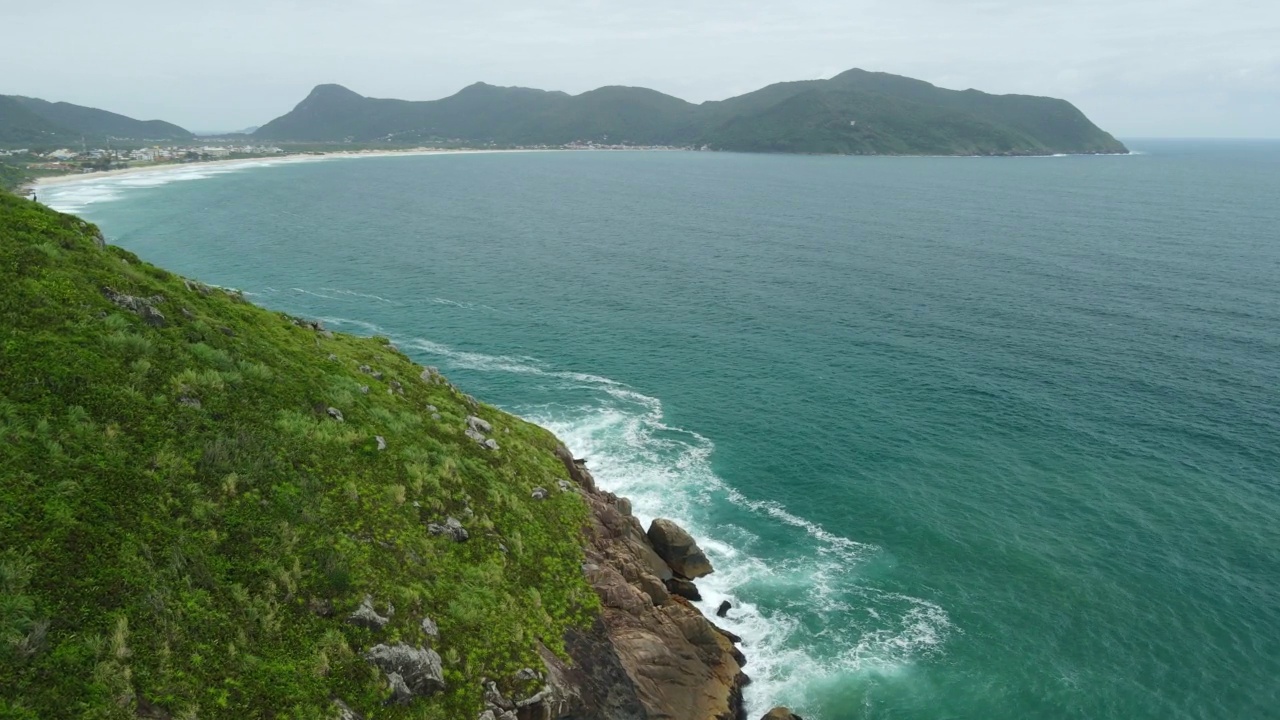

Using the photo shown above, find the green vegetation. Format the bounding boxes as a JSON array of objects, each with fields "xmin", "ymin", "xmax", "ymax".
[
  {"xmin": 253, "ymin": 69, "xmax": 1126, "ymax": 155},
  {"xmin": 0, "ymin": 95, "xmax": 193, "ymax": 146},
  {"xmin": 0, "ymin": 193, "xmax": 597, "ymax": 718},
  {"xmin": 0, "ymin": 163, "xmax": 28, "ymax": 192}
]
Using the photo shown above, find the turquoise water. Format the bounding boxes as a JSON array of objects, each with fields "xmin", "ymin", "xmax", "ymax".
[{"xmin": 42, "ymin": 142, "xmax": 1280, "ymax": 719}]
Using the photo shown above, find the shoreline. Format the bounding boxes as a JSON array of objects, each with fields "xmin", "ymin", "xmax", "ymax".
[
  {"xmin": 26, "ymin": 145, "xmax": 1134, "ymax": 193},
  {"xmin": 26, "ymin": 147, "xmax": 562, "ymax": 191}
]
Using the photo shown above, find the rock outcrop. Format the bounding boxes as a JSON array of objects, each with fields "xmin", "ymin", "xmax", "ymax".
[
  {"xmin": 363, "ymin": 643, "xmax": 447, "ymax": 700},
  {"xmin": 647, "ymin": 518, "xmax": 715, "ymax": 580},
  {"xmin": 544, "ymin": 446, "xmax": 748, "ymax": 720},
  {"xmin": 760, "ymin": 708, "xmax": 803, "ymax": 720}
]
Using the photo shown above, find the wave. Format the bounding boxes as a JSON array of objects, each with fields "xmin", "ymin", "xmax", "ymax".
[{"xmin": 37, "ymin": 160, "xmax": 304, "ymax": 214}]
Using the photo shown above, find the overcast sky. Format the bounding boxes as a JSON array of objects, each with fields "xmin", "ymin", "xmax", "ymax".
[{"xmin": 4, "ymin": 0, "xmax": 1277, "ymax": 137}]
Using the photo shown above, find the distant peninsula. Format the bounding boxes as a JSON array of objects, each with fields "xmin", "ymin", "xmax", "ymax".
[{"xmin": 253, "ymin": 69, "xmax": 1127, "ymax": 156}]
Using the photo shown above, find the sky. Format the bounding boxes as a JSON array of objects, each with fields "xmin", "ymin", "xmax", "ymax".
[{"xmin": 3, "ymin": 0, "xmax": 1277, "ymax": 137}]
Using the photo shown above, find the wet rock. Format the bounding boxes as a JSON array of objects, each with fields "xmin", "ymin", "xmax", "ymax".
[
  {"xmin": 531, "ymin": 487, "xmax": 549, "ymax": 500},
  {"xmin": 364, "ymin": 643, "xmax": 446, "ymax": 699},
  {"xmin": 647, "ymin": 518, "xmax": 714, "ymax": 579},
  {"xmin": 665, "ymin": 577, "xmax": 702, "ymax": 601},
  {"xmin": 428, "ymin": 517, "xmax": 469, "ymax": 542},
  {"xmin": 761, "ymin": 708, "xmax": 803, "ymax": 720},
  {"xmin": 327, "ymin": 407, "xmax": 344, "ymax": 422},
  {"xmin": 347, "ymin": 594, "xmax": 389, "ymax": 631},
  {"xmin": 716, "ymin": 600, "xmax": 732, "ymax": 618}
]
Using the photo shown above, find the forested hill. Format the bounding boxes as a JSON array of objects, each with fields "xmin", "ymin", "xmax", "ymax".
[
  {"xmin": 0, "ymin": 95, "xmax": 193, "ymax": 145},
  {"xmin": 254, "ymin": 69, "xmax": 1127, "ymax": 156}
]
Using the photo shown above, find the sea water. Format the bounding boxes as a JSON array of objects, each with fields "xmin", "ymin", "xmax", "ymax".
[{"xmin": 40, "ymin": 141, "xmax": 1280, "ymax": 719}]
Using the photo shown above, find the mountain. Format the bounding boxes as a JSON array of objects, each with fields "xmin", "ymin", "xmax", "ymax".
[
  {"xmin": 0, "ymin": 96, "xmax": 193, "ymax": 145},
  {"xmin": 0, "ymin": 96, "xmax": 74, "ymax": 145},
  {"xmin": 254, "ymin": 69, "xmax": 1127, "ymax": 155},
  {"xmin": 0, "ymin": 192, "xmax": 746, "ymax": 719}
]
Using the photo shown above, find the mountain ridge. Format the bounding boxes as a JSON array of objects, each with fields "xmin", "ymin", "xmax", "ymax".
[
  {"xmin": 0, "ymin": 95, "xmax": 194, "ymax": 145},
  {"xmin": 254, "ymin": 69, "xmax": 1127, "ymax": 155}
]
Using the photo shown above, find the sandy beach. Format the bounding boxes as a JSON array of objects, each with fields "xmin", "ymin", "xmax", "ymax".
[{"xmin": 29, "ymin": 147, "xmax": 551, "ymax": 190}]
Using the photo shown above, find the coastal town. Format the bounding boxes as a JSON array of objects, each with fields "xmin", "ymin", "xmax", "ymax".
[{"xmin": 0, "ymin": 143, "xmax": 286, "ymax": 174}]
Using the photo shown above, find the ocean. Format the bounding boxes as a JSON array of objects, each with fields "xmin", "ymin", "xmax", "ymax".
[{"xmin": 39, "ymin": 141, "xmax": 1280, "ymax": 719}]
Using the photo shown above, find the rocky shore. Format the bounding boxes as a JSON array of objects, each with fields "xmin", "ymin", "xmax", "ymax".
[{"xmin": 479, "ymin": 446, "xmax": 751, "ymax": 720}]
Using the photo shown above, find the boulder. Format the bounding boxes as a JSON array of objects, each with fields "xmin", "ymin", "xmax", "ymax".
[
  {"xmin": 347, "ymin": 595, "xmax": 389, "ymax": 631},
  {"xmin": 761, "ymin": 708, "xmax": 803, "ymax": 720},
  {"xmin": 428, "ymin": 517, "xmax": 469, "ymax": 542},
  {"xmin": 531, "ymin": 487, "xmax": 549, "ymax": 500},
  {"xmin": 665, "ymin": 577, "xmax": 702, "ymax": 601},
  {"xmin": 364, "ymin": 643, "xmax": 446, "ymax": 698},
  {"xmin": 326, "ymin": 407, "xmax": 344, "ymax": 422},
  {"xmin": 376, "ymin": 435, "xmax": 386, "ymax": 451},
  {"xmin": 103, "ymin": 287, "xmax": 166, "ymax": 326},
  {"xmin": 483, "ymin": 438, "xmax": 499, "ymax": 451},
  {"xmin": 646, "ymin": 519, "xmax": 714, "ymax": 579},
  {"xmin": 467, "ymin": 415, "xmax": 493, "ymax": 433},
  {"xmin": 716, "ymin": 600, "xmax": 732, "ymax": 618}
]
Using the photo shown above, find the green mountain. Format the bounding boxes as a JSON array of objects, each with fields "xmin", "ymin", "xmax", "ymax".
[
  {"xmin": 254, "ymin": 69, "xmax": 1126, "ymax": 155},
  {"xmin": 0, "ymin": 96, "xmax": 74, "ymax": 145},
  {"xmin": 0, "ymin": 96, "xmax": 193, "ymax": 145},
  {"xmin": 0, "ymin": 193, "xmax": 746, "ymax": 719}
]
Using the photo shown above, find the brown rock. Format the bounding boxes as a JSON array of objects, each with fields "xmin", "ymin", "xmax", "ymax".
[
  {"xmin": 647, "ymin": 518, "xmax": 714, "ymax": 579},
  {"xmin": 568, "ymin": 473, "xmax": 744, "ymax": 720},
  {"xmin": 761, "ymin": 708, "xmax": 803, "ymax": 720},
  {"xmin": 666, "ymin": 577, "xmax": 702, "ymax": 601}
]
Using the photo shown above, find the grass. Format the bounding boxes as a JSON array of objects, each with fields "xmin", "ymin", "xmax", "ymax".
[{"xmin": 0, "ymin": 192, "xmax": 598, "ymax": 719}]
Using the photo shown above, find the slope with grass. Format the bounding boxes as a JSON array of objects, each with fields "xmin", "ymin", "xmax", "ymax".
[{"xmin": 0, "ymin": 193, "xmax": 746, "ymax": 719}]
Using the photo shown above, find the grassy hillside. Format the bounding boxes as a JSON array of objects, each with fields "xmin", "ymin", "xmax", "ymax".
[
  {"xmin": 253, "ymin": 70, "xmax": 1127, "ymax": 155},
  {"xmin": 0, "ymin": 192, "xmax": 598, "ymax": 719}
]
